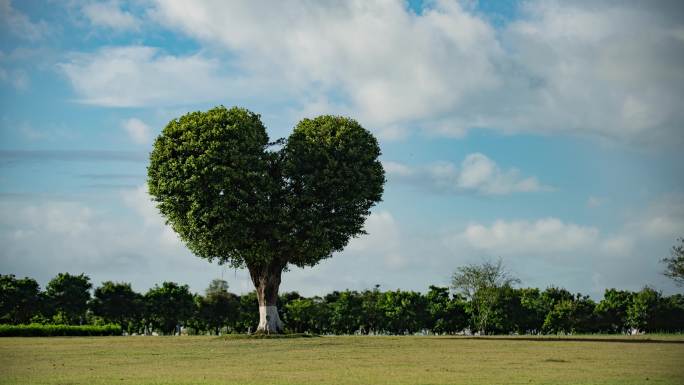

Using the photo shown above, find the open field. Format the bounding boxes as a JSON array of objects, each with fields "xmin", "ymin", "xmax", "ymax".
[{"xmin": 1, "ymin": 335, "xmax": 683, "ymax": 385}]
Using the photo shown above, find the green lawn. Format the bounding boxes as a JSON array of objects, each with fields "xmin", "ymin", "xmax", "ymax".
[{"xmin": 1, "ymin": 335, "xmax": 683, "ymax": 385}]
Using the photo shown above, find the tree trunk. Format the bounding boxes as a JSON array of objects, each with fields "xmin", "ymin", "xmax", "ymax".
[{"xmin": 249, "ymin": 263, "xmax": 285, "ymax": 334}]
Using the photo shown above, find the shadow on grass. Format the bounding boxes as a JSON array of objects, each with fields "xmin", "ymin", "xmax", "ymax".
[
  {"xmin": 217, "ymin": 333, "xmax": 320, "ymax": 340},
  {"xmin": 436, "ymin": 336, "xmax": 684, "ymax": 344}
]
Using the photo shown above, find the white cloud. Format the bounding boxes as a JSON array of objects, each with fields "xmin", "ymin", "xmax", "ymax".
[
  {"xmin": 54, "ymin": 1, "xmax": 684, "ymax": 145},
  {"xmin": 488, "ymin": 1, "xmax": 684, "ymax": 145},
  {"xmin": 0, "ymin": 0, "xmax": 48, "ymax": 41},
  {"xmin": 58, "ymin": 46, "xmax": 240, "ymax": 107},
  {"xmin": 0, "ymin": 189, "xmax": 219, "ymax": 294},
  {"xmin": 81, "ymin": 1, "xmax": 140, "ymax": 31},
  {"xmin": 347, "ymin": 210, "xmax": 407, "ymax": 269},
  {"xmin": 384, "ymin": 153, "xmax": 551, "ymax": 195},
  {"xmin": 136, "ymin": 0, "xmax": 684, "ymax": 146},
  {"xmin": 457, "ymin": 153, "xmax": 545, "ymax": 195},
  {"xmin": 121, "ymin": 185, "xmax": 180, "ymax": 248},
  {"xmin": 0, "ymin": 192, "xmax": 418, "ymax": 296},
  {"xmin": 600, "ymin": 236, "xmax": 633, "ymax": 256},
  {"xmin": 452, "ymin": 218, "xmax": 602, "ymax": 257},
  {"xmin": 439, "ymin": 195, "xmax": 684, "ymax": 295},
  {"xmin": 148, "ymin": 0, "xmax": 502, "ymax": 131},
  {"xmin": 625, "ymin": 194, "xmax": 684, "ymax": 240},
  {"xmin": 382, "ymin": 161, "xmax": 415, "ymax": 178},
  {"xmin": 122, "ymin": 118, "xmax": 152, "ymax": 144},
  {"xmin": 1, "ymin": 191, "xmax": 681, "ymax": 298}
]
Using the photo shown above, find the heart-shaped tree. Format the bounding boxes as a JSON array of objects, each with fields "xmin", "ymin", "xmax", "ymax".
[{"xmin": 148, "ymin": 106, "xmax": 385, "ymax": 333}]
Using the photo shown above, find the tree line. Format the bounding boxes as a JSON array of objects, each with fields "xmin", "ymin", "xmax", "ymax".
[{"xmin": 1, "ymin": 268, "xmax": 682, "ymax": 336}]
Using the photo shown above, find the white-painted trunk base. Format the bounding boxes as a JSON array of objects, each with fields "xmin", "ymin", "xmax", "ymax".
[{"xmin": 257, "ymin": 305, "xmax": 284, "ymax": 333}]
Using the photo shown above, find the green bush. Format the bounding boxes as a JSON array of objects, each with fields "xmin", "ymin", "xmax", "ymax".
[{"xmin": 0, "ymin": 323, "xmax": 122, "ymax": 337}]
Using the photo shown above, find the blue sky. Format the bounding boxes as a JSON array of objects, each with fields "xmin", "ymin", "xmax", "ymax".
[{"xmin": 1, "ymin": 0, "xmax": 683, "ymax": 298}]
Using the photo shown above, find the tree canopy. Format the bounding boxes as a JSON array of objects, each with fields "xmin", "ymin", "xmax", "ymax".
[
  {"xmin": 145, "ymin": 282, "xmax": 195, "ymax": 334},
  {"xmin": 45, "ymin": 273, "xmax": 91, "ymax": 325},
  {"xmin": 0, "ymin": 274, "xmax": 41, "ymax": 324},
  {"xmin": 147, "ymin": 106, "xmax": 385, "ymax": 332},
  {"xmin": 91, "ymin": 281, "xmax": 142, "ymax": 332},
  {"xmin": 451, "ymin": 259, "xmax": 521, "ymax": 334},
  {"xmin": 662, "ymin": 237, "xmax": 684, "ymax": 286},
  {"xmin": 148, "ymin": 106, "xmax": 384, "ymax": 270},
  {"xmin": 2, "ymin": 272, "xmax": 684, "ymax": 335}
]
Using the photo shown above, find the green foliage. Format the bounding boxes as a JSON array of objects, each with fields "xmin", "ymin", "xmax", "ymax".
[
  {"xmin": 147, "ymin": 107, "xmax": 385, "ymax": 272},
  {"xmin": 328, "ymin": 290, "xmax": 363, "ymax": 334},
  {"xmin": 148, "ymin": 107, "xmax": 385, "ymax": 333},
  {"xmin": 45, "ymin": 273, "xmax": 91, "ymax": 325},
  {"xmin": 91, "ymin": 281, "xmax": 143, "ymax": 333},
  {"xmin": 0, "ymin": 274, "xmax": 41, "ymax": 324},
  {"xmin": 542, "ymin": 295, "xmax": 596, "ymax": 334},
  {"xmin": 281, "ymin": 115, "xmax": 385, "ymax": 268},
  {"xmin": 515, "ymin": 288, "xmax": 546, "ymax": 334},
  {"xmin": 655, "ymin": 294, "xmax": 684, "ymax": 332},
  {"xmin": 451, "ymin": 259, "xmax": 520, "ymax": 334},
  {"xmin": 627, "ymin": 287, "xmax": 661, "ymax": 332},
  {"xmin": 595, "ymin": 289, "xmax": 634, "ymax": 333},
  {"xmin": 3, "ymin": 273, "xmax": 683, "ymax": 336},
  {"xmin": 540, "ymin": 286, "xmax": 575, "ymax": 311},
  {"xmin": 542, "ymin": 299, "xmax": 575, "ymax": 334},
  {"xmin": 235, "ymin": 291, "xmax": 259, "ymax": 333},
  {"xmin": 145, "ymin": 282, "xmax": 196, "ymax": 335},
  {"xmin": 284, "ymin": 297, "xmax": 329, "ymax": 334},
  {"xmin": 360, "ymin": 286, "xmax": 385, "ymax": 334},
  {"xmin": 0, "ymin": 323, "xmax": 121, "ymax": 337},
  {"xmin": 426, "ymin": 286, "xmax": 467, "ymax": 334},
  {"xmin": 379, "ymin": 290, "xmax": 429, "ymax": 334},
  {"xmin": 195, "ymin": 279, "xmax": 240, "ymax": 334},
  {"xmin": 662, "ymin": 237, "xmax": 684, "ymax": 286},
  {"xmin": 148, "ymin": 106, "xmax": 271, "ymax": 268},
  {"xmin": 277, "ymin": 291, "xmax": 303, "ymax": 321}
]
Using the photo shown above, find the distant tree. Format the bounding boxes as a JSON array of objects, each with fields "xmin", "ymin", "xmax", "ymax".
[
  {"xmin": 539, "ymin": 287, "xmax": 593, "ymax": 334},
  {"xmin": 627, "ymin": 287, "xmax": 661, "ymax": 333},
  {"xmin": 45, "ymin": 273, "xmax": 91, "ymax": 325},
  {"xmin": 0, "ymin": 274, "xmax": 41, "ymax": 324},
  {"xmin": 595, "ymin": 289, "xmax": 633, "ymax": 333},
  {"xmin": 542, "ymin": 299, "xmax": 575, "ymax": 334},
  {"xmin": 207, "ymin": 279, "xmax": 230, "ymax": 295},
  {"xmin": 235, "ymin": 291, "xmax": 259, "ymax": 333},
  {"xmin": 451, "ymin": 259, "xmax": 520, "ymax": 334},
  {"xmin": 277, "ymin": 291, "xmax": 302, "ymax": 324},
  {"xmin": 379, "ymin": 290, "xmax": 429, "ymax": 334},
  {"xmin": 515, "ymin": 288, "xmax": 546, "ymax": 334},
  {"xmin": 328, "ymin": 290, "xmax": 363, "ymax": 334},
  {"xmin": 426, "ymin": 285, "xmax": 467, "ymax": 334},
  {"xmin": 145, "ymin": 282, "xmax": 195, "ymax": 335},
  {"xmin": 283, "ymin": 297, "xmax": 329, "ymax": 334},
  {"xmin": 359, "ymin": 285, "xmax": 384, "ymax": 334},
  {"xmin": 540, "ymin": 286, "xmax": 575, "ymax": 312},
  {"xmin": 655, "ymin": 294, "xmax": 684, "ymax": 332},
  {"xmin": 148, "ymin": 107, "xmax": 385, "ymax": 333},
  {"xmin": 573, "ymin": 295, "xmax": 598, "ymax": 333},
  {"xmin": 491, "ymin": 286, "xmax": 525, "ymax": 334},
  {"xmin": 91, "ymin": 281, "xmax": 143, "ymax": 332},
  {"xmin": 196, "ymin": 279, "xmax": 240, "ymax": 335},
  {"xmin": 662, "ymin": 237, "xmax": 684, "ymax": 286}
]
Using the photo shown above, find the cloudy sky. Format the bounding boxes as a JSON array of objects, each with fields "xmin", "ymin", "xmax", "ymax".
[{"xmin": 1, "ymin": 0, "xmax": 683, "ymax": 298}]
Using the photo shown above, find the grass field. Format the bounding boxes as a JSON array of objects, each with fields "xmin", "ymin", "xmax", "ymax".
[{"xmin": 1, "ymin": 335, "xmax": 683, "ymax": 385}]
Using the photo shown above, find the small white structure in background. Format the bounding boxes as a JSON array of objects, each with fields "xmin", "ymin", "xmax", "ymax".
[{"xmin": 629, "ymin": 328, "xmax": 642, "ymax": 335}]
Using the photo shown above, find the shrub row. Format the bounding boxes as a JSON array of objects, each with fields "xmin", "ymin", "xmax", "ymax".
[{"xmin": 0, "ymin": 323, "xmax": 121, "ymax": 337}]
